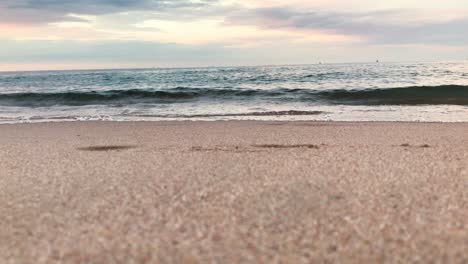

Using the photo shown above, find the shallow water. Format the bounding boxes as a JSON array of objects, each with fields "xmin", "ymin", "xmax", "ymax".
[{"xmin": 1, "ymin": 61, "xmax": 468, "ymax": 123}]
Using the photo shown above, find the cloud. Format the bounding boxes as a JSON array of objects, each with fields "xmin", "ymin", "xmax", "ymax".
[
  {"xmin": 0, "ymin": 0, "xmax": 218, "ymax": 24},
  {"xmin": 4, "ymin": 1, "xmax": 468, "ymax": 46},
  {"xmin": 2, "ymin": 38, "xmax": 467, "ymax": 72},
  {"xmin": 11, "ymin": 0, "xmax": 214, "ymax": 13},
  {"xmin": 224, "ymin": 7, "xmax": 468, "ymax": 45},
  {"xmin": 0, "ymin": 39, "xmax": 229, "ymax": 63},
  {"xmin": 0, "ymin": 39, "xmax": 306, "ymax": 70}
]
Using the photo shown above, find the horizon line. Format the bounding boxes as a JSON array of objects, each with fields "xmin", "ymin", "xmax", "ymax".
[{"xmin": 1, "ymin": 59, "xmax": 466, "ymax": 73}]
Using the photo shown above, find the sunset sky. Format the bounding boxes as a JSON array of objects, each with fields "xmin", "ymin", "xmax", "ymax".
[{"xmin": 1, "ymin": 0, "xmax": 468, "ymax": 71}]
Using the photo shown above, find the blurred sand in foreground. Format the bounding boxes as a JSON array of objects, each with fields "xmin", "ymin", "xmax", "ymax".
[{"xmin": 0, "ymin": 121, "xmax": 467, "ymax": 263}]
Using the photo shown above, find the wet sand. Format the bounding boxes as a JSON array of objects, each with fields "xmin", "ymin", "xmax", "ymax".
[{"xmin": 0, "ymin": 121, "xmax": 467, "ymax": 263}]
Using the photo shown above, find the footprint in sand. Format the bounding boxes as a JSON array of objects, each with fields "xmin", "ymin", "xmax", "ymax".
[{"xmin": 77, "ymin": 145, "xmax": 137, "ymax": 151}]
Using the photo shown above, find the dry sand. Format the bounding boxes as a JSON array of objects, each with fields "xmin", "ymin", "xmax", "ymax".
[{"xmin": 0, "ymin": 121, "xmax": 467, "ymax": 263}]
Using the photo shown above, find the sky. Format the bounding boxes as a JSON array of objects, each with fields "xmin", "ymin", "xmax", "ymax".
[{"xmin": 1, "ymin": 0, "xmax": 468, "ymax": 71}]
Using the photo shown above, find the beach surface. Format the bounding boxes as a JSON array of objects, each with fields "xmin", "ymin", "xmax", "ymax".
[{"xmin": 0, "ymin": 121, "xmax": 467, "ymax": 263}]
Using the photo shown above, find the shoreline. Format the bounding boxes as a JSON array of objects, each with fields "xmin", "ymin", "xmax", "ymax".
[
  {"xmin": 2, "ymin": 119, "xmax": 468, "ymax": 125},
  {"xmin": 1, "ymin": 121, "xmax": 467, "ymax": 263}
]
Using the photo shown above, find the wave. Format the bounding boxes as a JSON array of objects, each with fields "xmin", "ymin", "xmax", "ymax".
[
  {"xmin": 129, "ymin": 110, "xmax": 324, "ymax": 118},
  {"xmin": 315, "ymin": 85, "xmax": 468, "ymax": 105},
  {"xmin": 0, "ymin": 87, "xmax": 274, "ymax": 107},
  {"xmin": 0, "ymin": 85, "xmax": 467, "ymax": 107}
]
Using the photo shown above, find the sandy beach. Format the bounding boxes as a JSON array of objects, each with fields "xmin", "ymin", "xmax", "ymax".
[{"xmin": 0, "ymin": 121, "xmax": 467, "ymax": 263}]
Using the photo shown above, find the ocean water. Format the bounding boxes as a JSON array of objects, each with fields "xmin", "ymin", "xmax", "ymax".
[{"xmin": 1, "ymin": 61, "xmax": 468, "ymax": 123}]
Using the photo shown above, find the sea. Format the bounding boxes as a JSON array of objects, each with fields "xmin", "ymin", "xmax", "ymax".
[{"xmin": 1, "ymin": 61, "xmax": 468, "ymax": 123}]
